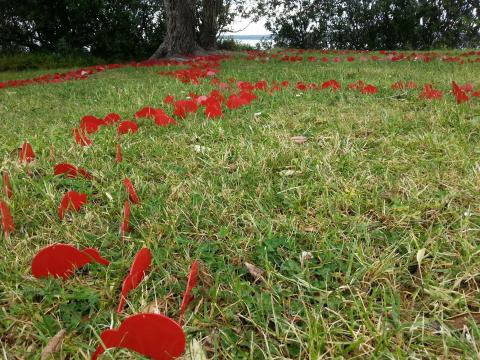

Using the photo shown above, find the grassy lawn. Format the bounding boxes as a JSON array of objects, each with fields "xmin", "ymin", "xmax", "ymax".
[{"xmin": 1, "ymin": 51, "xmax": 480, "ymax": 359}]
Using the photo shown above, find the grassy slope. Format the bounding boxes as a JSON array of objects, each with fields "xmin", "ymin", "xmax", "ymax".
[{"xmin": 1, "ymin": 53, "xmax": 480, "ymax": 359}]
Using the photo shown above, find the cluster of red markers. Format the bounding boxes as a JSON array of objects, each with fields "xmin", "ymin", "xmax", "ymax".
[
  {"xmin": 3, "ymin": 139, "xmax": 199, "ymax": 358},
  {"xmin": 245, "ymin": 49, "xmax": 480, "ymax": 64},
  {"xmin": 1, "ymin": 50, "xmax": 479, "ymax": 358}
]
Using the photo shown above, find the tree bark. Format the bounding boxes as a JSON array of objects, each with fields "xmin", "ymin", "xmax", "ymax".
[
  {"xmin": 150, "ymin": 0, "xmax": 201, "ymax": 59},
  {"xmin": 199, "ymin": 0, "xmax": 221, "ymax": 50}
]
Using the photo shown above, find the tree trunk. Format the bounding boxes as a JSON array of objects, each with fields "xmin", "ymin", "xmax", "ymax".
[
  {"xmin": 150, "ymin": 0, "xmax": 201, "ymax": 59},
  {"xmin": 199, "ymin": 0, "xmax": 221, "ymax": 50}
]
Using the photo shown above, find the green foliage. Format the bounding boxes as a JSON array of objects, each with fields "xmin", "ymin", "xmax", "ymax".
[
  {"xmin": 257, "ymin": 0, "xmax": 480, "ymax": 49},
  {"xmin": 0, "ymin": 0, "xmax": 166, "ymax": 61},
  {"xmin": 217, "ymin": 37, "xmax": 254, "ymax": 51},
  {"xmin": 0, "ymin": 0, "xmax": 242, "ymax": 61},
  {"xmin": 0, "ymin": 52, "xmax": 106, "ymax": 72}
]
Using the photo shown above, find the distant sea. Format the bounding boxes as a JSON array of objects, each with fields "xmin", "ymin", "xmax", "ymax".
[{"xmin": 221, "ymin": 34, "xmax": 273, "ymax": 47}]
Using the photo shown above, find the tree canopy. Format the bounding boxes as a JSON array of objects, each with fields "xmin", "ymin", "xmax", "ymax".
[
  {"xmin": 258, "ymin": 0, "xmax": 480, "ymax": 49},
  {"xmin": 1, "ymin": 0, "xmax": 478, "ymax": 60},
  {"xmin": 0, "ymin": 0, "xmax": 166, "ymax": 59}
]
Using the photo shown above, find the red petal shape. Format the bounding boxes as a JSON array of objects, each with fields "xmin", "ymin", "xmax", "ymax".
[
  {"xmin": 121, "ymin": 200, "xmax": 131, "ymax": 239},
  {"xmin": 3, "ymin": 172, "xmax": 13, "ymax": 198},
  {"xmin": 116, "ymin": 143, "xmax": 122, "ymax": 163},
  {"xmin": 82, "ymin": 248, "xmax": 110, "ymax": 265},
  {"xmin": 295, "ymin": 82, "xmax": 307, "ymax": 91},
  {"xmin": 179, "ymin": 260, "xmax": 199, "ymax": 323},
  {"xmin": 209, "ymin": 90, "xmax": 225, "ymax": 103},
  {"xmin": 80, "ymin": 115, "xmax": 105, "ymax": 134},
  {"xmin": 19, "ymin": 142, "xmax": 35, "ymax": 164},
  {"xmin": 58, "ymin": 191, "xmax": 87, "ymax": 221},
  {"xmin": 123, "ymin": 178, "xmax": 140, "ymax": 204},
  {"xmin": 74, "ymin": 128, "xmax": 93, "ymax": 146},
  {"xmin": 173, "ymin": 100, "xmax": 198, "ymax": 119},
  {"xmin": 255, "ymin": 80, "xmax": 268, "ymax": 91},
  {"xmin": 0, "ymin": 200, "xmax": 14, "ymax": 239},
  {"xmin": 237, "ymin": 81, "xmax": 254, "ymax": 91},
  {"xmin": 391, "ymin": 81, "xmax": 404, "ymax": 90},
  {"xmin": 361, "ymin": 84, "xmax": 378, "ymax": 94},
  {"xmin": 406, "ymin": 81, "xmax": 417, "ymax": 89},
  {"xmin": 92, "ymin": 313, "xmax": 185, "ymax": 360},
  {"xmin": 321, "ymin": 79, "xmax": 341, "ymax": 91},
  {"xmin": 104, "ymin": 113, "xmax": 121, "ymax": 125},
  {"xmin": 54, "ymin": 164, "xmax": 92, "ymax": 180},
  {"xmin": 135, "ymin": 107, "xmax": 157, "ymax": 119},
  {"xmin": 54, "ymin": 163, "xmax": 78, "ymax": 178},
  {"xmin": 239, "ymin": 91, "xmax": 256, "ymax": 103},
  {"xmin": 226, "ymin": 94, "xmax": 247, "ymax": 109},
  {"xmin": 117, "ymin": 247, "xmax": 152, "ymax": 313},
  {"xmin": 155, "ymin": 112, "xmax": 177, "ymax": 127},
  {"xmin": 164, "ymin": 95, "xmax": 175, "ymax": 104},
  {"xmin": 78, "ymin": 168, "xmax": 93, "ymax": 180},
  {"xmin": 452, "ymin": 81, "xmax": 469, "ymax": 104},
  {"xmin": 419, "ymin": 84, "xmax": 443, "ymax": 100},
  {"xmin": 31, "ymin": 244, "xmax": 109, "ymax": 279},
  {"xmin": 205, "ymin": 99, "xmax": 223, "ymax": 119},
  {"xmin": 117, "ymin": 121, "xmax": 139, "ymax": 135}
]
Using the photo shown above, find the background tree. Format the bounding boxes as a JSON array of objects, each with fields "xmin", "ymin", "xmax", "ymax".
[
  {"xmin": 256, "ymin": 0, "xmax": 480, "ymax": 50},
  {"xmin": 150, "ymin": 0, "xmax": 200, "ymax": 58},
  {"xmin": 150, "ymin": 0, "xmax": 239, "ymax": 58},
  {"xmin": 0, "ymin": 0, "xmax": 166, "ymax": 60}
]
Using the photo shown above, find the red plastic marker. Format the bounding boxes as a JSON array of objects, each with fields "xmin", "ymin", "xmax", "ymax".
[
  {"xmin": 3, "ymin": 172, "xmax": 13, "ymax": 198},
  {"xmin": 74, "ymin": 128, "xmax": 93, "ymax": 146},
  {"xmin": 154, "ymin": 112, "xmax": 177, "ymax": 127},
  {"xmin": 54, "ymin": 163, "xmax": 78, "ymax": 178},
  {"xmin": 31, "ymin": 244, "xmax": 109, "ymax": 279},
  {"xmin": 117, "ymin": 247, "xmax": 152, "ymax": 313},
  {"xmin": 58, "ymin": 191, "xmax": 87, "ymax": 220},
  {"xmin": 104, "ymin": 112, "xmax": 121, "ymax": 125},
  {"xmin": 117, "ymin": 121, "xmax": 138, "ymax": 135},
  {"xmin": 91, "ymin": 313, "xmax": 185, "ymax": 360},
  {"xmin": 80, "ymin": 115, "xmax": 105, "ymax": 134},
  {"xmin": 54, "ymin": 163, "xmax": 92, "ymax": 180},
  {"xmin": 120, "ymin": 200, "xmax": 130, "ymax": 240},
  {"xmin": 123, "ymin": 178, "xmax": 140, "ymax": 204},
  {"xmin": 19, "ymin": 142, "xmax": 35, "ymax": 164},
  {"xmin": 179, "ymin": 260, "xmax": 199, "ymax": 323},
  {"xmin": 116, "ymin": 143, "xmax": 122, "ymax": 163},
  {"xmin": 135, "ymin": 107, "xmax": 158, "ymax": 118},
  {"xmin": 0, "ymin": 200, "xmax": 14, "ymax": 239}
]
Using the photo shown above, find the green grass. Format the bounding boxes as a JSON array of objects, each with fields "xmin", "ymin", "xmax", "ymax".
[
  {"xmin": 1, "ymin": 51, "xmax": 480, "ymax": 359},
  {"xmin": 0, "ymin": 52, "xmax": 106, "ymax": 72}
]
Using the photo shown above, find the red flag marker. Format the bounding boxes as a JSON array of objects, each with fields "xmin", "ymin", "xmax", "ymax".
[
  {"xmin": 19, "ymin": 142, "xmax": 35, "ymax": 164},
  {"xmin": 92, "ymin": 313, "xmax": 185, "ymax": 360},
  {"xmin": 31, "ymin": 244, "xmax": 109, "ymax": 279},
  {"xmin": 74, "ymin": 128, "xmax": 93, "ymax": 146},
  {"xmin": 179, "ymin": 260, "xmax": 199, "ymax": 323},
  {"xmin": 123, "ymin": 177, "xmax": 140, "ymax": 204},
  {"xmin": 3, "ymin": 172, "xmax": 13, "ymax": 198},
  {"xmin": 58, "ymin": 191, "xmax": 87, "ymax": 220},
  {"xmin": 0, "ymin": 200, "xmax": 14, "ymax": 239},
  {"xmin": 117, "ymin": 248, "xmax": 152, "ymax": 313},
  {"xmin": 120, "ymin": 200, "xmax": 130, "ymax": 240}
]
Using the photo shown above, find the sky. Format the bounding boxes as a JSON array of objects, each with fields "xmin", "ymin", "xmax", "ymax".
[{"xmin": 224, "ymin": 16, "xmax": 270, "ymax": 36}]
